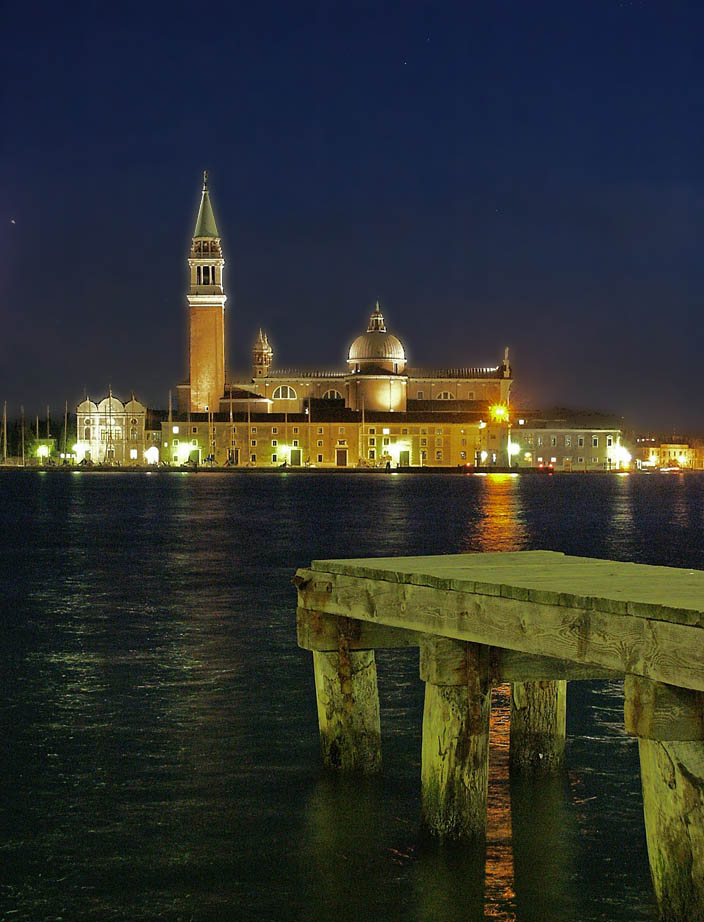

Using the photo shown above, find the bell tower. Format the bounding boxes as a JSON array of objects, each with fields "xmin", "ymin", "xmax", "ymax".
[
  {"xmin": 252, "ymin": 329, "xmax": 273, "ymax": 379},
  {"xmin": 187, "ymin": 171, "xmax": 227, "ymax": 412}
]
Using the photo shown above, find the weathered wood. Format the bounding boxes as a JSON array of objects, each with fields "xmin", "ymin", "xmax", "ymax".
[
  {"xmin": 421, "ymin": 642, "xmax": 491, "ymax": 839},
  {"xmin": 297, "ymin": 607, "xmax": 421, "ymax": 651},
  {"xmin": 312, "ymin": 645, "xmax": 381, "ymax": 773},
  {"xmin": 625, "ymin": 676, "xmax": 704, "ymax": 741},
  {"xmin": 296, "ymin": 568, "xmax": 704, "ymax": 692},
  {"xmin": 639, "ymin": 737, "xmax": 704, "ymax": 921},
  {"xmin": 509, "ymin": 680, "xmax": 567, "ymax": 774}
]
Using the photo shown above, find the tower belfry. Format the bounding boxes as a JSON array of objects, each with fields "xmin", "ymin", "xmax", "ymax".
[{"xmin": 187, "ymin": 170, "xmax": 227, "ymax": 412}]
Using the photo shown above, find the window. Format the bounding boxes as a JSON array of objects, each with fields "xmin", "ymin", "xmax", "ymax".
[
  {"xmin": 251, "ymin": 454, "xmax": 256, "ymax": 463},
  {"xmin": 339, "ymin": 427, "xmax": 345, "ymax": 434},
  {"xmin": 468, "ymin": 391, "xmax": 475, "ymax": 400},
  {"xmin": 317, "ymin": 440, "xmax": 323, "ymax": 447},
  {"xmin": 565, "ymin": 435, "xmax": 571, "ymax": 447},
  {"xmin": 607, "ymin": 435, "xmax": 613, "ymax": 447},
  {"xmin": 272, "ymin": 427, "xmax": 278, "ymax": 434},
  {"xmin": 435, "ymin": 429, "xmax": 443, "ymax": 435},
  {"xmin": 383, "ymin": 437, "xmax": 390, "ymax": 446},
  {"xmin": 272, "ymin": 454, "xmax": 277, "ymax": 463},
  {"xmin": 172, "ymin": 426, "xmax": 179, "ymax": 434},
  {"xmin": 339, "ymin": 439, "xmax": 347, "ymax": 445},
  {"xmin": 251, "ymin": 427, "xmax": 257, "ymax": 433},
  {"xmin": 84, "ymin": 427, "xmax": 91, "ymax": 439},
  {"xmin": 551, "ymin": 457, "xmax": 557, "ymax": 463},
  {"xmin": 196, "ymin": 266, "xmax": 201, "ymax": 285},
  {"xmin": 383, "ymin": 428, "xmax": 390, "ymax": 435},
  {"xmin": 592, "ymin": 436, "xmax": 599, "ymax": 447},
  {"xmin": 130, "ymin": 428, "xmax": 137, "ymax": 440},
  {"xmin": 192, "ymin": 439, "xmax": 197, "ymax": 446},
  {"xmin": 322, "ymin": 389, "xmax": 343, "ymax": 400},
  {"xmin": 592, "ymin": 456, "xmax": 599, "ymax": 463},
  {"xmin": 317, "ymin": 427, "xmax": 323, "ymax": 434},
  {"xmin": 402, "ymin": 428, "xmax": 408, "ymax": 435},
  {"xmin": 317, "ymin": 454, "xmax": 323, "ymax": 463},
  {"xmin": 460, "ymin": 451, "xmax": 466, "ymax": 460},
  {"xmin": 251, "ymin": 440, "xmax": 256, "ymax": 447},
  {"xmin": 293, "ymin": 427, "xmax": 299, "ymax": 434},
  {"xmin": 537, "ymin": 436, "xmax": 544, "ymax": 447},
  {"xmin": 293, "ymin": 439, "xmax": 299, "ymax": 447},
  {"xmin": 369, "ymin": 449, "xmax": 376, "ymax": 460},
  {"xmin": 436, "ymin": 391, "xmax": 455, "ymax": 400},
  {"xmin": 417, "ymin": 391, "xmax": 424, "ymax": 399},
  {"xmin": 421, "ymin": 428, "xmax": 427, "ymax": 435},
  {"xmin": 436, "ymin": 450, "xmax": 443, "ymax": 460},
  {"xmin": 272, "ymin": 439, "xmax": 278, "ymax": 447},
  {"xmin": 578, "ymin": 436, "xmax": 585, "ymax": 447},
  {"xmin": 192, "ymin": 427, "xmax": 197, "ymax": 434},
  {"xmin": 578, "ymin": 456, "xmax": 584, "ymax": 463},
  {"xmin": 369, "ymin": 428, "xmax": 376, "ymax": 435},
  {"xmin": 129, "ymin": 449, "xmax": 138, "ymax": 460},
  {"xmin": 435, "ymin": 438, "xmax": 442, "ymax": 446},
  {"xmin": 461, "ymin": 438, "xmax": 466, "ymax": 446},
  {"xmin": 369, "ymin": 437, "xmax": 376, "ymax": 446},
  {"xmin": 420, "ymin": 438, "xmax": 427, "ymax": 446},
  {"xmin": 272, "ymin": 385, "xmax": 297, "ymax": 399},
  {"xmin": 551, "ymin": 436, "xmax": 557, "ymax": 447},
  {"xmin": 203, "ymin": 266, "xmax": 210, "ymax": 284},
  {"xmin": 173, "ymin": 439, "xmax": 179, "ymax": 446}
]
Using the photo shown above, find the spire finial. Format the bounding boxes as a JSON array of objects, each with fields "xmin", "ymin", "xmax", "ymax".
[{"xmin": 203, "ymin": 169, "xmax": 208, "ymax": 191}]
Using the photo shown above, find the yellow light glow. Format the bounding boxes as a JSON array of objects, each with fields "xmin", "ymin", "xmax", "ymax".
[
  {"xmin": 678, "ymin": 455, "xmax": 687, "ymax": 466},
  {"xmin": 507, "ymin": 440, "xmax": 520, "ymax": 457},
  {"xmin": 489, "ymin": 404, "xmax": 509, "ymax": 422},
  {"xmin": 36, "ymin": 445, "xmax": 49, "ymax": 458},
  {"xmin": 480, "ymin": 450, "xmax": 488, "ymax": 463},
  {"xmin": 145, "ymin": 446, "xmax": 159, "ymax": 464}
]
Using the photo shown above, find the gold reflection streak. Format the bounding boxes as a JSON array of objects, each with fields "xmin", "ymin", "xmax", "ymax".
[
  {"xmin": 468, "ymin": 474, "xmax": 527, "ymax": 553},
  {"xmin": 485, "ymin": 685, "xmax": 517, "ymax": 920}
]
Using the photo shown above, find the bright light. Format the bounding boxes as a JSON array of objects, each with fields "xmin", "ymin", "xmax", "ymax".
[
  {"xmin": 36, "ymin": 445, "xmax": 49, "ymax": 458},
  {"xmin": 145, "ymin": 446, "xmax": 159, "ymax": 464},
  {"xmin": 518, "ymin": 418, "xmax": 525, "ymax": 425},
  {"xmin": 678, "ymin": 455, "xmax": 688, "ymax": 466},
  {"xmin": 480, "ymin": 450, "xmax": 488, "ymax": 463},
  {"xmin": 507, "ymin": 440, "xmax": 520, "ymax": 457},
  {"xmin": 129, "ymin": 449, "xmax": 138, "ymax": 460},
  {"xmin": 489, "ymin": 404, "xmax": 509, "ymax": 422},
  {"xmin": 611, "ymin": 445, "xmax": 632, "ymax": 469},
  {"xmin": 172, "ymin": 426, "xmax": 179, "ymax": 434},
  {"xmin": 478, "ymin": 420, "xmax": 486, "ymax": 429},
  {"xmin": 382, "ymin": 428, "xmax": 390, "ymax": 435}
]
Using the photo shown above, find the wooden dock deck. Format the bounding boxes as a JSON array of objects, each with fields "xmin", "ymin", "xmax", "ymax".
[{"xmin": 294, "ymin": 550, "xmax": 704, "ymax": 922}]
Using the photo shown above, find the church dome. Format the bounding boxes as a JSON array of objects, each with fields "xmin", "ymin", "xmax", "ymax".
[{"xmin": 348, "ymin": 303, "xmax": 406, "ymax": 372}]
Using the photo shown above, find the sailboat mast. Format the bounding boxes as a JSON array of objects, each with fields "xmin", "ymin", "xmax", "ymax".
[{"xmin": 21, "ymin": 405, "xmax": 25, "ymax": 467}]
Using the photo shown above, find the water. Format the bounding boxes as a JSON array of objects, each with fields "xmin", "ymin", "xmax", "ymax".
[{"xmin": 2, "ymin": 470, "xmax": 704, "ymax": 921}]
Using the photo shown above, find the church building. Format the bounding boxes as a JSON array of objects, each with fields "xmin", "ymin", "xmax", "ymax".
[{"xmin": 168, "ymin": 173, "xmax": 514, "ymax": 468}]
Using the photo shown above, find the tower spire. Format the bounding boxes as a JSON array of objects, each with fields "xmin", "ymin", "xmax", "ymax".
[{"xmin": 193, "ymin": 170, "xmax": 219, "ymax": 237}]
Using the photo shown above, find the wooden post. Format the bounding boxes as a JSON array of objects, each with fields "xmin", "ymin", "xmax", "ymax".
[
  {"xmin": 509, "ymin": 680, "xmax": 567, "ymax": 774},
  {"xmin": 625, "ymin": 675, "xmax": 704, "ymax": 921},
  {"xmin": 310, "ymin": 613, "xmax": 382, "ymax": 773},
  {"xmin": 419, "ymin": 637, "xmax": 491, "ymax": 839}
]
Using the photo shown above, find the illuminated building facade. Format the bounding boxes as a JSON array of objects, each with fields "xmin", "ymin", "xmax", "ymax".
[
  {"xmin": 172, "ymin": 175, "xmax": 514, "ymax": 467},
  {"xmin": 74, "ymin": 395, "xmax": 161, "ymax": 464},
  {"xmin": 508, "ymin": 420, "xmax": 629, "ymax": 471}
]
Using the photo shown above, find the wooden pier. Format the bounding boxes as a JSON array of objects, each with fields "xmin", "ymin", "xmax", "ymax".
[{"xmin": 294, "ymin": 550, "xmax": 704, "ymax": 922}]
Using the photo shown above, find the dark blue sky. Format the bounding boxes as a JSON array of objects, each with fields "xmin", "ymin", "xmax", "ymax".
[{"xmin": 2, "ymin": 0, "xmax": 703, "ymax": 431}]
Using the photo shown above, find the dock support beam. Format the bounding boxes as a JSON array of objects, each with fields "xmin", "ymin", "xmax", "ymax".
[
  {"xmin": 625, "ymin": 675, "xmax": 704, "ymax": 921},
  {"xmin": 420, "ymin": 638, "xmax": 491, "ymax": 839},
  {"xmin": 509, "ymin": 680, "xmax": 567, "ymax": 774},
  {"xmin": 312, "ymin": 641, "xmax": 381, "ymax": 773}
]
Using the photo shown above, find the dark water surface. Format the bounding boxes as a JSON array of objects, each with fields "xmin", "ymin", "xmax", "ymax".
[{"xmin": 3, "ymin": 470, "xmax": 704, "ymax": 921}]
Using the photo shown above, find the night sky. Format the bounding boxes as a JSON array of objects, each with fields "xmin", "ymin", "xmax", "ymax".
[{"xmin": 2, "ymin": 1, "xmax": 703, "ymax": 432}]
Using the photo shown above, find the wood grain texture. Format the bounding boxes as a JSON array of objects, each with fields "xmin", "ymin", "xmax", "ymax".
[
  {"xmin": 625, "ymin": 676, "xmax": 704, "ymax": 741},
  {"xmin": 510, "ymin": 680, "xmax": 567, "ymax": 774}
]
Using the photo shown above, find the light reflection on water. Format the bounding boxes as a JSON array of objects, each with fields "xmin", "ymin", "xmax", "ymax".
[{"xmin": 5, "ymin": 471, "xmax": 704, "ymax": 920}]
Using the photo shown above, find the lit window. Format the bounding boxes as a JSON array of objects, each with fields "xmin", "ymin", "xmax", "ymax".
[
  {"xmin": 436, "ymin": 391, "xmax": 455, "ymax": 400},
  {"xmin": 172, "ymin": 426, "xmax": 179, "ymax": 434},
  {"xmin": 435, "ymin": 429, "xmax": 443, "ymax": 435},
  {"xmin": 592, "ymin": 456, "xmax": 599, "ymax": 463},
  {"xmin": 551, "ymin": 436, "xmax": 557, "ymax": 447},
  {"xmin": 421, "ymin": 438, "xmax": 427, "ymax": 446},
  {"xmin": 382, "ymin": 428, "xmax": 390, "ymax": 435},
  {"xmin": 460, "ymin": 451, "xmax": 466, "ymax": 460},
  {"xmin": 272, "ymin": 385, "xmax": 297, "ymax": 400},
  {"xmin": 537, "ymin": 436, "xmax": 543, "ymax": 446},
  {"xmin": 129, "ymin": 449, "xmax": 138, "ymax": 460},
  {"xmin": 565, "ymin": 436, "xmax": 571, "ymax": 447},
  {"xmin": 436, "ymin": 450, "xmax": 443, "ymax": 460},
  {"xmin": 551, "ymin": 456, "xmax": 557, "ymax": 463}
]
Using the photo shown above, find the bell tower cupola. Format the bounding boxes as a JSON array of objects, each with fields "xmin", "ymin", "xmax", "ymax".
[
  {"xmin": 252, "ymin": 329, "xmax": 273, "ymax": 379},
  {"xmin": 187, "ymin": 170, "xmax": 227, "ymax": 413}
]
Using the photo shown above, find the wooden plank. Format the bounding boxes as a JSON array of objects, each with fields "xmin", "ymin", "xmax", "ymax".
[
  {"xmin": 304, "ymin": 553, "xmax": 704, "ymax": 626},
  {"xmin": 493, "ymin": 649, "xmax": 618, "ymax": 682},
  {"xmin": 624, "ymin": 676, "xmax": 704, "ymax": 741},
  {"xmin": 297, "ymin": 607, "xmax": 421, "ymax": 651},
  {"xmin": 296, "ymin": 569, "xmax": 704, "ymax": 692}
]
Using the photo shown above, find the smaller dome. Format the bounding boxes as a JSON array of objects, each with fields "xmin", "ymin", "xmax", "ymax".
[{"xmin": 348, "ymin": 303, "xmax": 406, "ymax": 371}]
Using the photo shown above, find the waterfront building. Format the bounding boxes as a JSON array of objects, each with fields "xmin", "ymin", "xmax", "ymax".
[
  {"xmin": 74, "ymin": 394, "xmax": 161, "ymax": 464},
  {"xmin": 507, "ymin": 414, "xmax": 629, "ymax": 471},
  {"xmin": 170, "ymin": 174, "xmax": 513, "ymax": 467}
]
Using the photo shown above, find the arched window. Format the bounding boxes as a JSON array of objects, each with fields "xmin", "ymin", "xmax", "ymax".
[
  {"xmin": 272, "ymin": 385, "xmax": 297, "ymax": 400},
  {"xmin": 130, "ymin": 428, "xmax": 137, "ymax": 441},
  {"xmin": 84, "ymin": 427, "xmax": 91, "ymax": 440},
  {"xmin": 436, "ymin": 391, "xmax": 455, "ymax": 400},
  {"xmin": 322, "ymin": 389, "xmax": 343, "ymax": 400},
  {"xmin": 202, "ymin": 266, "xmax": 210, "ymax": 285}
]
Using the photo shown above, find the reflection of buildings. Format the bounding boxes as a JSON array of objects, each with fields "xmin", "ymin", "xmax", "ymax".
[{"xmin": 168, "ymin": 173, "xmax": 514, "ymax": 468}]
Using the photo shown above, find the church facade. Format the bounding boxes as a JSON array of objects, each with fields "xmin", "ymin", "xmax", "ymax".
[{"xmin": 168, "ymin": 174, "xmax": 514, "ymax": 468}]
